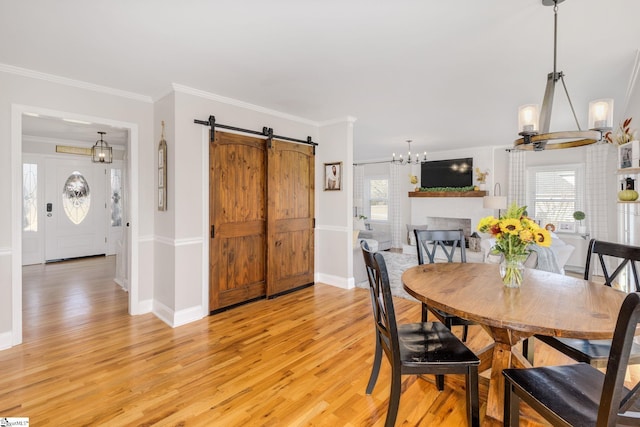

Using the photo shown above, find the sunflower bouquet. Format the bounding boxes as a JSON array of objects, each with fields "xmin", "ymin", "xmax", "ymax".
[{"xmin": 477, "ymin": 203, "xmax": 552, "ymax": 286}]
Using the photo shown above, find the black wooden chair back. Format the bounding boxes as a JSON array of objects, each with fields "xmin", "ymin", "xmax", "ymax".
[
  {"xmin": 504, "ymin": 292, "xmax": 640, "ymax": 425},
  {"xmin": 414, "ymin": 229, "xmax": 473, "ymax": 343},
  {"xmin": 361, "ymin": 240, "xmax": 400, "ymax": 366},
  {"xmin": 533, "ymin": 239, "xmax": 640, "ymax": 368},
  {"xmin": 585, "ymin": 238, "xmax": 640, "ymax": 291},
  {"xmin": 415, "ymin": 229, "xmax": 467, "ymax": 265}
]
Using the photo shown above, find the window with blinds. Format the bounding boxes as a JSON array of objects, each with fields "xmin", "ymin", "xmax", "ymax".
[
  {"xmin": 366, "ymin": 176, "xmax": 389, "ymax": 221},
  {"xmin": 526, "ymin": 164, "xmax": 584, "ymax": 228}
]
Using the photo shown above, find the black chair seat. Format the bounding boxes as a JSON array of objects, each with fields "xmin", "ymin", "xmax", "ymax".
[
  {"xmin": 504, "ymin": 292, "xmax": 640, "ymax": 426},
  {"xmin": 398, "ymin": 323, "xmax": 479, "ymax": 371},
  {"xmin": 504, "ymin": 364, "xmax": 630, "ymax": 426},
  {"xmin": 535, "ymin": 335, "xmax": 640, "ymax": 367}
]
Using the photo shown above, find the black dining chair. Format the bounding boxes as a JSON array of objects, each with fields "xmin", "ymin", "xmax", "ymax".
[
  {"xmin": 360, "ymin": 241, "xmax": 480, "ymax": 427},
  {"xmin": 503, "ymin": 291, "xmax": 640, "ymax": 426},
  {"xmin": 532, "ymin": 239, "xmax": 640, "ymax": 368},
  {"xmin": 414, "ymin": 229, "xmax": 475, "ymax": 342}
]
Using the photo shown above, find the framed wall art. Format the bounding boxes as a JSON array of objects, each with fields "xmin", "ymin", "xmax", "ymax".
[
  {"xmin": 158, "ymin": 121, "xmax": 168, "ymax": 211},
  {"xmin": 324, "ymin": 162, "xmax": 342, "ymax": 191},
  {"xmin": 619, "ymin": 140, "xmax": 639, "ymax": 169}
]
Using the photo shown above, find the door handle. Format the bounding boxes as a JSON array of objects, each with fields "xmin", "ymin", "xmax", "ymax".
[{"xmin": 46, "ymin": 202, "xmax": 52, "ymax": 212}]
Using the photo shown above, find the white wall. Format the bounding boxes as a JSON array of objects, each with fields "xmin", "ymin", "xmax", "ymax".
[{"xmin": 315, "ymin": 118, "xmax": 356, "ymax": 288}]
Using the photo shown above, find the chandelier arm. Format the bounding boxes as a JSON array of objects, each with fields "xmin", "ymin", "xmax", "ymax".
[
  {"xmin": 559, "ymin": 74, "xmax": 582, "ymax": 130},
  {"xmin": 553, "ymin": 1, "xmax": 558, "ymax": 76}
]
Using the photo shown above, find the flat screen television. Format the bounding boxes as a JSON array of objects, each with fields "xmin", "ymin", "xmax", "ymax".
[{"xmin": 420, "ymin": 157, "xmax": 473, "ymax": 188}]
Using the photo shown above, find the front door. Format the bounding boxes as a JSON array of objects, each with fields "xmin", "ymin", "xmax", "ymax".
[{"xmin": 45, "ymin": 158, "xmax": 107, "ymax": 261}]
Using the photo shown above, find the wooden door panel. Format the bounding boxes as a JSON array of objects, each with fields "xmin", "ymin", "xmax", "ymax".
[
  {"xmin": 267, "ymin": 140, "xmax": 315, "ymax": 297},
  {"xmin": 210, "ymin": 131, "xmax": 267, "ymax": 312}
]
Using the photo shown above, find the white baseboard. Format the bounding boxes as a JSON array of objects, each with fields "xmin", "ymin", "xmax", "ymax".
[
  {"xmin": 0, "ymin": 331, "xmax": 13, "ymax": 350},
  {"xmin": 152, "ymin": 300, "xmax": 203, "ymax": 328},
  {"xmin": 315, "ymin": 273, "xmax": 354, "ymax": 290}
]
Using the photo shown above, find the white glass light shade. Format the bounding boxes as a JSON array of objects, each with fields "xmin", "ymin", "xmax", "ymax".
[
  {"xmin": 588, "ymin": 98, "xmax": 614, "ymax": 130},
  {"xmin": 518, "ymin": 104, "xmax": 539, "ymax": 133}
]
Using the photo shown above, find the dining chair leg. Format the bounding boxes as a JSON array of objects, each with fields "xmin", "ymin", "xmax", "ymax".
[
  {"xmin": 504, "ymin": 379, "xmax": 519, "ymax": 427},
  {"xmin": 421, "ymin": 303, "xmax": 429, "ymax": 323},
  {"xmin": 366, "ymin": 338, "xmax": 382, "ymax": 394},
  {"xmin": 466, "ymin": 366, "xmax": 480, "ymax": 427},
  {"xmin": 385, "ymin": 370, "xmax": 402, "ymax": 427},
  {"xmin": 462, "ymin": 325, "xmax": 469, "ymax": 342},
  {"xmin": 435, "ymin": 374, "xmax": 444, "ymax": 391}
]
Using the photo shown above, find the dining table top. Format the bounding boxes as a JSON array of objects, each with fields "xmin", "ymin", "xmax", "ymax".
[{"xmin": 402, "ymin": 262, "xmax": 628, "ymax": 340}]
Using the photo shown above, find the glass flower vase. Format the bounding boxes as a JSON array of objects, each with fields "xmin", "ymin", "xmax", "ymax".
[{"xmin": 500, "ymin": 255, "xmax": 525, "ymax": 288}]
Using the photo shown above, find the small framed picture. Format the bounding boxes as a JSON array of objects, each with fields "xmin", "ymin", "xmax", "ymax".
[
  {"xmin": 557, "ymin": 221, "xmax": 575, "ymax": 233},
  {"xmin": 324, "ymin": 162, "xmax": 342, "ymax": 191},
  {"xmin": 619, "ymin": 140, "xmax": 639, "ymax": 169}
]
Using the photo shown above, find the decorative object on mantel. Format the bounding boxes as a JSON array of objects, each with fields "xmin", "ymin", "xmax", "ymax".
[
  {"xmin": 475, "ymin": 168, "xmax": 489, "ymax": 190},
  {"xmin": 409, "ymin": 174, "xmax": 419, "ymax": 191},
  {"xmin": 619, "ymin": 177, "xmax": 639, "ymax": 202},
  {"xmin": 514, "ymin": 0, "xmax": 612, "ymax": 151},
  {"xmin": 157, "ymin": 121, "xmax": 167, "ymax": 211},
  {"xmin": 409, "ymin": 187, "xmax": 486, "ymax": 197},
  {"xmin": 91, "ymin": 131, "xmax": 113, "ymax": 163},
  {"xmin": 477, "ymin": 203, "xmax": 552, "ymax": 288},
  {"xmin": 391, "ymin": 139, "xmax": 427, "ymax": 165}
]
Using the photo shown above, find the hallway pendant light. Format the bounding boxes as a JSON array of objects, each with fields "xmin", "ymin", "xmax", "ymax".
[
  {"xmin": 391, "ymin": 140, "xmax": 427, "ymax": 165},
  {"xmin": 514, "ymin": 0, "xmax": 613, "ymax": 151},
  {"xmin": 91, "ymin": 131, "xmax": 113, "ymax": 163}
]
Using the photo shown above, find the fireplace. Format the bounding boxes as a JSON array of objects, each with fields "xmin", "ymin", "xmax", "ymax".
[{"xmin": 426, "ymin": 217, "xmax": 472, "ymax": 247}]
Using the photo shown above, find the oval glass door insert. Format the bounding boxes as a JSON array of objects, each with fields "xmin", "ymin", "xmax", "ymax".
[{"xmin": 62, "ymin": 171, "xmax": 91, "ymax": 224}]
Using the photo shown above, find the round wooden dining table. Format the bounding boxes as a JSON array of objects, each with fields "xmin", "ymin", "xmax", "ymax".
[{"xmin": 402, "ymin": 262, "xmax": 628, "ymax": 424}]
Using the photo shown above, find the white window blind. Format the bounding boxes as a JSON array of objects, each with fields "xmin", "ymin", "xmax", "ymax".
[
  {"xmin": 527, "ymin": 164, "xmax": 584, "ymax": 227},
  {"xmin": 366, "ymin": 176, "xmax": 389, "ymax": 221}
]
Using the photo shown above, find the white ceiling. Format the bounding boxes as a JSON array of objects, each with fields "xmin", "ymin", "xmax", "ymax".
[{"xmin": 2, "ymin": 0, "xmax": 639, "ymax": 161}]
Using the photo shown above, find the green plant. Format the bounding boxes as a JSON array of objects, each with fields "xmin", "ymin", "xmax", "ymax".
[
  {"xmin": 573, "ymin": 211, "xmax": 586, "ymax": 222},
  {"xmin": 358, "ymin": 215, "xmax": 367, "ymax": 220}
]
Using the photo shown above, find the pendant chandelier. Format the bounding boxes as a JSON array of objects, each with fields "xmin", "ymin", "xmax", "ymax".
[
  {"xmin": 391, "ymin": 140, "xmax": 427, "ymax": 165},
  {"xmin": 514, "ymin": 0, "xmax": 613, "ymax": 151},
  {"xmin": 91, "ymin": 131, "xmax": 113, "ymax": 163}
]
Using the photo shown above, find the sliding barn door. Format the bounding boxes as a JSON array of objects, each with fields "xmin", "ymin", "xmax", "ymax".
[
  {"xmin": 266, "ymin": 139, "xmax": 315, "ymax": 296},
  {"xmin": 209, "ymin": 131, "xmax": 267, "ymax": 311}
]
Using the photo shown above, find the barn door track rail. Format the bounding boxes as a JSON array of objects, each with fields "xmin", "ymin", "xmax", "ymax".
[{"xmin": 194, "ymin": 115, "xmax": 317, "ymax": 151}]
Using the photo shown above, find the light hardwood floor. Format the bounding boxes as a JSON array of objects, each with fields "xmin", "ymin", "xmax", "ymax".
[{"xmin": 0, "ymin": 256, "xmax": 628, "ymax": 426}]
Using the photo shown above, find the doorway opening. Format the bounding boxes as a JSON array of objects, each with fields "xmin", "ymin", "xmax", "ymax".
[{"xmin": 11, "ymin": 105, "xmax": 140, "ymax": 346}]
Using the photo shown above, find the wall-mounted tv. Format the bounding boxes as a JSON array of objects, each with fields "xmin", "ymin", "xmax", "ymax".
[{"xmin": 420, "ymin": 157, "xmax": 473, "ymax": 188}]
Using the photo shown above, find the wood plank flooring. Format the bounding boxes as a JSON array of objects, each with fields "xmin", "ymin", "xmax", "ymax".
[{"xmin": 0, "ymin": 256, "xmax": 633, "ymax": 426}]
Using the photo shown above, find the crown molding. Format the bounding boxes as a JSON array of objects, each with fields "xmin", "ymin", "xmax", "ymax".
[
  {"xmin": 319, "ymin": 116, "xmax": 358, "ymax": 126},
  {"xmin": 171, "ymin": 83, "xmax": 320, "ymax": 127},
  {"xmin": 0, "ymin": 63, "xmax": 153, "ymax": 103}
]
